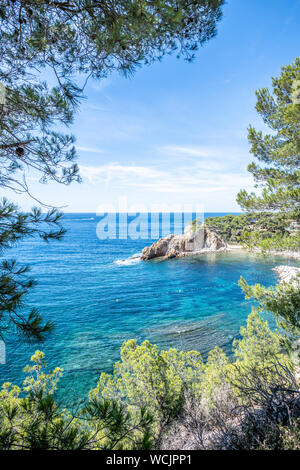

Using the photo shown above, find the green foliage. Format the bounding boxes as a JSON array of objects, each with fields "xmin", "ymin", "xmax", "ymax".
[
  {"xmin": 90, "ymin": 339, "xmax": 204, "ymax": 446},
  {"xmin": 205, "ymin": 214, "xmax": 250, "ymax": 242},
  {"xmin": 233, "ymin": 309, "xmax": 286, "ymax": 365},
  {"xmin": 0, "ymin": 308, "xmax": 298, "ymax": 450},
  {"xmin": 239, "ymin": 276, "xmax": 300, "ymax": 360},
  {"xmin": 0, "ymin": 0, "xmax": 224, "ymax": 197},
  {"xmin": 0, "ymin": 350, "xmax": 153, "ymax": 450},
  {"xmin": 232, "ymin": 58, "xmax": 300, "ymax": 375},
  {"xmin": 205, "ymin": 213, "xmax": 289, "ymax": 245},
  {"xmin": 0, "ymin": 198, "xmax": 68, "ymax": 340},
  {"xmin": 238, "ymin": 231, "xmax": 300, "ymax": 253},
  {"xmin": 200, "ymin": 346, "xmax": 230, "ymax": 402},
  {"xmin": 237, "ymin": 58, "xmax": 300, "ymax": 243},
  {"xmin": 1, "ymin": 19, "xmax": 298, "ymax": 451},
  {"xmin": 90, "ymin": 313, "xmax": 292, "ymax": 444},
  {"xmin": 258, "ymin": 234, "xmax": 300, "ymax": 253},
  {"xmin": 229, "ymin": 309, "xmax": 292, "ymax": 398}
]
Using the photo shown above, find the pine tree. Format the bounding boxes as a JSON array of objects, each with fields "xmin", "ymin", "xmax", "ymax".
[
  {"xmin": 0, "ymin": 199, "xmax": 65, "ymax": 340},
  {"xmin": 237, "ymin": 58, "xmax": 300, "ymax": 249},
  {"xmin": 236, "ymin": 59, "xmax": 300, "ymax": 360},
  {"xmin": 0, "ymin": 0, "xmax": 224, "ymax": 195},
  {"xmin": 0, "ymin": 0, "xmax": 225, "ymax": 340},
  {"xmin": 0, "ymin": 350, "xmax": 154, "ymax": 450}
]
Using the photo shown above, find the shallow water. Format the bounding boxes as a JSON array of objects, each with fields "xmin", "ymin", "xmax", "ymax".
[{"xmin": 0, "ymin": 213, "xmax": 298, "ymax": 405}]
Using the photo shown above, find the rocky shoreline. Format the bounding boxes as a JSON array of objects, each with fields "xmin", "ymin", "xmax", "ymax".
[
  {"xmin": 141, "ymin": 225, "xmax": 226, "ymax": 260},
  {"xmin": 138, "ymin": 224, "xmax": 300, "ymax": 262},
  {"xmin": 273, "ymin": 265, "xmax": 300, "ymax": 286},
  {"xmin": 269, "ymin": 250, "xmax": 300, "ymax": 261},
  {"xmin": 116, "ymin": 221, "xmax": 300, "ymax": 265}
]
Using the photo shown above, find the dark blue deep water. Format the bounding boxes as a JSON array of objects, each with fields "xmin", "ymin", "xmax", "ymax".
[{"xmin": 0, "ymin": 213, "xmax": 299, "ymax": 405}]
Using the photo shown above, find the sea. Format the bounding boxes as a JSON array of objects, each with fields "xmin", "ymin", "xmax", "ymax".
[{"xmin": 0, "ymin": 212, "xmax": 298, "ymax": 405}]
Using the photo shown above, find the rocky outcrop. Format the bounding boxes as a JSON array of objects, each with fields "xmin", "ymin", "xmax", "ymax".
[
  {"xmin": 273, "ymin": 265, "xmax": 300, "ymax": 286},
  {"xmin": 141, "ymin": 225, "xmax": 226, "ymax": 260}
]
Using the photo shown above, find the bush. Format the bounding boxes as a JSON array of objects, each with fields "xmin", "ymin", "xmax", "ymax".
[
  {"xmin": 0, "ymin": 351, "xmax": 153, "ymax": 450},
  {"xmin": 0, "ymin": 310, "xmax": 298, "ymax": 450}
]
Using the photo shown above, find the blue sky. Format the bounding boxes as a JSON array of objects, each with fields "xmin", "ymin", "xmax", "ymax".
[{"xmin": 5, "ymin": 0, "xmax": 300, "ymax": 212}]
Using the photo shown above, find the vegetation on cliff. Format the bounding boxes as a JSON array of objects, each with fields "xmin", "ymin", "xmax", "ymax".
[{"xmin": 204, "ymin": 213, "xmax": 288, "ymax": 244}]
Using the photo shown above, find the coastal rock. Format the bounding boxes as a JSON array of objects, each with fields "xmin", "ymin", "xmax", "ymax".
[
  {"xmin": 273, "ymin": 265, "xmax": 300, "ymax": 286},
  {"xmin": 141, "ymin": 226, "xmax": 226, "ymax": 260},
  {"xmin": 204, "ymin": 229, "xmax": 225, "ymax": 251},
  {"xmin": 141, "ymin": 234, "xmax": 175, "ymax": 260}
]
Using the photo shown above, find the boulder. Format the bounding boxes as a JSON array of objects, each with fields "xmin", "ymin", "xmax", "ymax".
[
  {"xmin": 141, "ymin": 234, "xmax": 174, "ymax": 260},
  {"xmin": 141, "ymin": 226, "xmax": 226, "ymax": 260}
]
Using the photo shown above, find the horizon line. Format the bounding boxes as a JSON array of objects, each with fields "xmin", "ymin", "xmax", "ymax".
[{"xmin": 60, "ymin": 210, "xmax": 243, "ymax": 214}]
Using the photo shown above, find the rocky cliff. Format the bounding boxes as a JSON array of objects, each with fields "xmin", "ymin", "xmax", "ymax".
[{"xmin": 141, "ymin": 225, "xmax": 226, "ymax": 260}]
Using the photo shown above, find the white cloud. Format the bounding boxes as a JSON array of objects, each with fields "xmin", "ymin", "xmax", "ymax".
[
  {"xmin": 79, "ymin": 161, "xmax": 254, "ymax": 194},
  {"xmin": 130, "ymin": 174, "xmax": 253, "ymax": 193},
  {"xmin": 76, "ymin": 146, "xmax": 105, "ymax": 154},
  {"xmin": 76, "ymin": 142, "xmax": 256, "ymax": 211},
  {"xmin": 158, "ymin": 144, "xmax": 251, "ymax": 166},
  {"xmin": 159, "ymin": 145, "xmax": 212, "ymax": 157},
  {"xmin": 90, "ymin": 78, "xmax": 111, "ymax": 92},
  {"xmin": 80, "ymin": 163, "xmax": 163, "ymax": 184}
]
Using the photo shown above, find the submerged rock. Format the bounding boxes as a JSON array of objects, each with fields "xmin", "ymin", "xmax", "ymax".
[{"xmin": 141, "ymin": 225, "xmax": 226, "ymax": 260}]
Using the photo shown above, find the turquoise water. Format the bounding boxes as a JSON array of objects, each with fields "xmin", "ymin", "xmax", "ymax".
[{"xmin": 0, "ymin": 213, "xmax": 299, "ymax": 405}]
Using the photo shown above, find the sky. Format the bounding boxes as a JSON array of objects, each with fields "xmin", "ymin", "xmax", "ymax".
[{"xmin": 3, "ymin": 0, "xmax": 300, "ymax": 213}]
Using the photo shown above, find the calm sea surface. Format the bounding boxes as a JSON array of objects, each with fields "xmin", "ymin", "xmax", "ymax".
[{"xmin": 1, "ymin": 213, "xmax": 299, "ymax": 404}]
